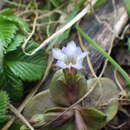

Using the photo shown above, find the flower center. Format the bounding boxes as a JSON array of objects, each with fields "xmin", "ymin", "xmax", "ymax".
[{"xmin": 64, "ymin": 56, "xmax": 76, "ymax": 65}]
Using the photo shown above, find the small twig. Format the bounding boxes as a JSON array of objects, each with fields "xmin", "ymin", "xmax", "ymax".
[
  {"xmin": 31, "ymin": 20, "xmax": 61, "ymax": 27},
  {"xmin": 9, "ymin": 104, "xmax": 34, "ymax": 130},
  {"xmin": 109, "ymin": 122, "xmax": 127, "ymax": 129},
  {"xmin": 6, "ymin": 0, "xmax": 29, "ymax": 9},
  {"xmin": 99, "ymin": 36, "xmax": 115, "ymax": 77},
  {"xmin": 37, "ymin": 10, "xmax": 64, "ymax": 20},
  {"xmin": 22, "ymin": 11, "xmax": 38, "ymax": 54},
  {"xmin": 16, "ymin": 9, "xmax": 46, "ymax": 16},
  {"xmin": 86, "ymin": 55, "xmax": 97, "ymax": 78},
  {"xmin": 99, "ymin": 97, "xmax": 119, "ymax": 108},
  {"xmin": 2, "ymin": 56, "xmax": 53, "ymax": 130},
  {"xmin": 114, "ymin": 69, "xmax": 127, "ymax": 97},
  {"xmin": 75, "ymin": 109, "xmax": 88, "ymax": 130},
  {"xmin": 77, "ymin": 26, "xmax": 98, "ymax": 79}
]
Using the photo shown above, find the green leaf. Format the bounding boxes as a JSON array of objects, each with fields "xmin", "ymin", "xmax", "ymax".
[
  {"xmin": 0, "ymin": 15, "xmax": 29, "ymax": 33},
  {"xmin": 5, "ymin": 41, "xmax": 48, "ymax": 81},
  {"xmin": 50, "ymin": 0, "xmax": 60, "ymax": 7},
  {"xmin": 128, "ymin": 38, "xmax": 130, "ymax": 51},
  {"xmin": 81, "ymin": 108, "xmax": 106, "ymax": 130},
  {"xmin": 20, "ymin": 125, "xmax": 30, "ymax": 130},
  {"xmin": 94, "ymin": 0, "xmax": 106, "ymax": 8},
  {"xmin": 0, "ymin": 8, "xmax": 14, "ymax": 16},
  {"xmin": 0, "ymin": 40, "xmax": 4, "ymax": 72},
  {"xmin": 9, "ymin": 121, "xmax": 27, "ymax": 130},
  {"xmin": 0, "ymin": 115, "xmax": 10, "ymax": 123},
  {"xmin": 0, "ymin": 8, "xmax": 29, "ymax": 35},
  {"xmin": 23, "ymin": 90, "xmax": 55, "ymax": 119},
  {"xmin": 0, "ymin": 91, "xmax": 9, "ymax": 115},
  {"xmin": 84, "ymin": 78, "xmax": 119, "ymax": 124},
  {"xmin": 7, "ymin": 34, "xmax": 26, "ymax": 52},
  {"xmin": 0, "ymin": 21, "xmax": 17, "ymax": 47},
  {"xmin": 0, "ymin": 68, "xmax": 23, "ymax": 101},
  {"xmin": 44, "ymin": 120, "xmax": 75, "ymax": 130}
]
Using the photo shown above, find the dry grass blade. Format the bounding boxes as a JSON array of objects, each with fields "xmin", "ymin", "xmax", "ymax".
[{"xmin": 9, "ymin": 104, "xmax": 34, "ymax": 130}]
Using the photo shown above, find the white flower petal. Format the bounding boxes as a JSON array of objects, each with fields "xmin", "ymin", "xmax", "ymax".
[
  {"xmin": 65, "ymin": 41, "xmax": 77, "ymax": 55},
  {"xmin": 76, "ymin": 57, "xmax": 83, "ymax": 65},
  {"xmin": 75, "ymin": 47, "xmax": 82, "ymax": 56},
  {"xmin": 56, "ymin": 60, "xmax": 67, "ymax": 69},
  {"xmin": 61, "ymin": 46, "xmax": 67, "ymax": 54},
  {"xmin": 52, "ymin": 48, "xmax": 65, "ymax": 60},
  {"xmin": 74, "ymin": 52, "xmax": 89, "ymax": 69},
  {"xmin": 77, "ymin": 52, "xmax": 89, "ymax": 60},
  {"xmin": 72, "ymin": 63, "xmax": 82, "ymax": 70},
  {"xmin": 52, "ymin": 41, "xmax": 89, "ymax": 70}
]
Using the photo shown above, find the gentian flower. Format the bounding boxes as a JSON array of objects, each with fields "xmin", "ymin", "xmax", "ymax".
[{"xmin": 52, "ymin": 41, "xmax": 89, "ymax": 70}]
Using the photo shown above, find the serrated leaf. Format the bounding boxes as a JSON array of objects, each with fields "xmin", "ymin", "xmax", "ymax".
[
  {"xmin": 7, "ymin": 34, "xmax": 26, "ymax": 52},
  {"xmin": 1, "ymin": 15, "xmax": 29, "ymax": 33},
  {"xmin": 0, "ymin": 115, "xmax": 10, "ymax": 123},
  {"xmin": 0, "ymin": 8, "xmax": 14, "ymax": 16},
  {"xmin": 0, "ymin": 21, "xmax": 17, "ymax": 47},
  {"xmin": 0, "ymin": 91, "xmax": 9, "ymax": 115},
  {"xmin": 5, "ymin": 42, "xmax": 48, "ymax": 81},
  {"xmin": 0, "ymin": 68, "xmax": 23, "ymax": 101},
  {"xmin": 0, "ymin": 40, "xmax": 4, "ymax": 72}
]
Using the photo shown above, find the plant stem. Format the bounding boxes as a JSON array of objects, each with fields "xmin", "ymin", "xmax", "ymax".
[
  {"xmin": 75, "ymin": 109, "xmax": 88, "ymax": 130},
  {"xmin": 76, "ymin": 25, "xmax": 130, "ymax": 85}
]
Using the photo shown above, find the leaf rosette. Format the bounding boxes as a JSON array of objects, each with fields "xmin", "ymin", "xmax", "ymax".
[{"xmin": 23, "ymin": 42, "xmax": 119, "ymax": 130}]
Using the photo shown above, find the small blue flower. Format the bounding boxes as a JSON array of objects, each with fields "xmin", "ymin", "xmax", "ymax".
[{"xmin": 52, "ymin": 41, "xmax": 89, "ymax": 70}]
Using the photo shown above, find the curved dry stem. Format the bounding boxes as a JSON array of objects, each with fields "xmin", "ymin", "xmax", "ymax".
[
  {"xmin": 75, "ymin": 109, "xmax": 88, "ymax": 130},
  {"xmin": 109, "ymin": 122, "xmax": 127, "ymax": 129},
  {"xmin": 99, "ymin": 36, "xmax": 115, "ymax": 78},
  {"xmin": 114, "ymin": 69, "xmax": 127, "ymax": 97},
  {"xmin": 22, "ymin": 11, "xmax": 38, "ymax": 54}
]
